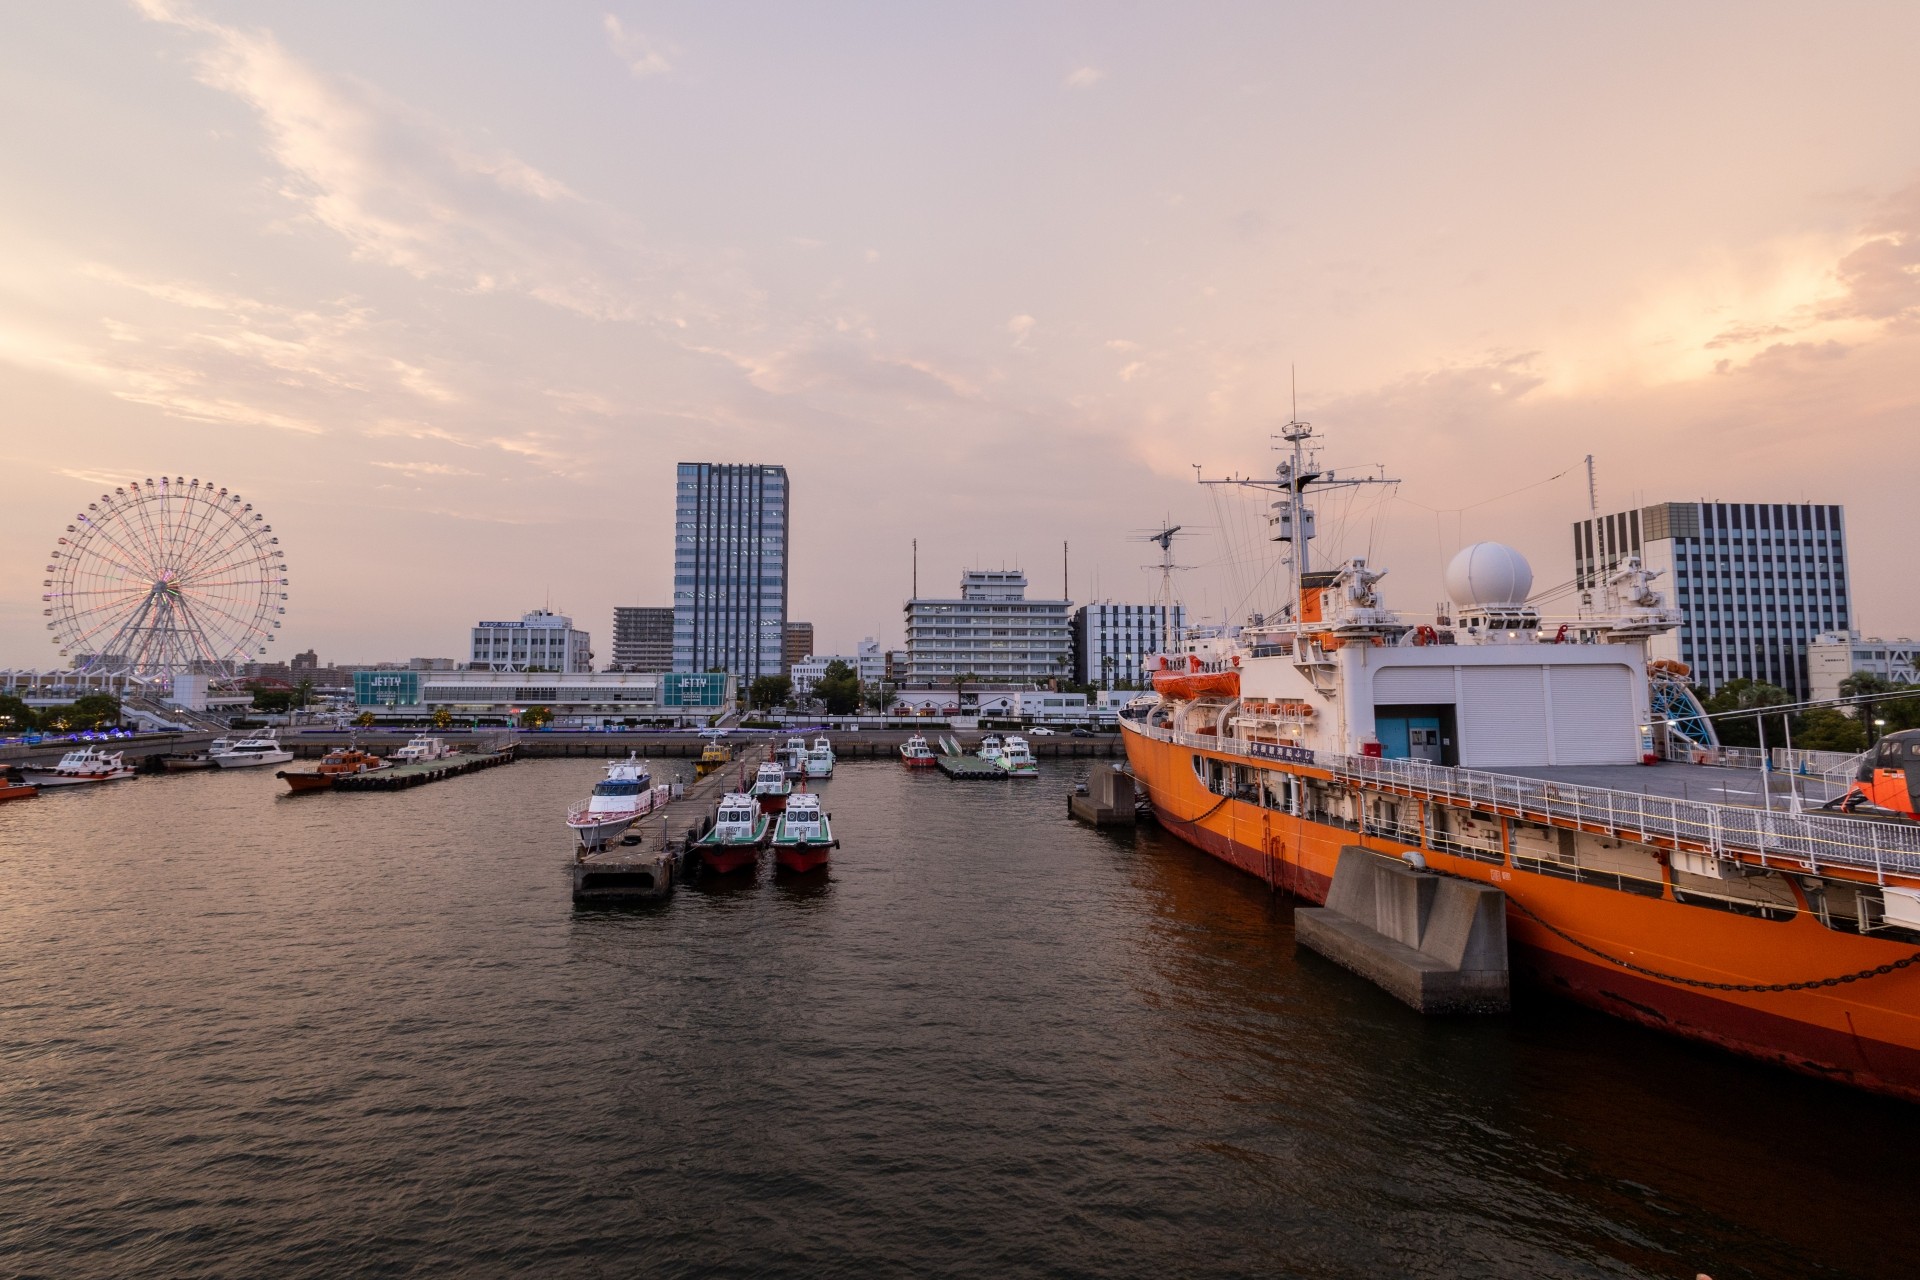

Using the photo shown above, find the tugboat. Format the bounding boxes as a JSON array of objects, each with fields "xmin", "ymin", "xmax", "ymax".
[
  {"xmin": 694, "ymin": 791, "xmax": 770, "ymax": 873},
  {"xmin": 695, "ymin": 739, "xmax": 732, "ymax": 777},
  {"xmin": 277, "ymin": 746, "xmax": 393, "ymax": 794},
  {"xmin": 565, "ymin": 753, "xmax": 669, "ymax": 851},
  {"xmin": 211, "ymin": 729, "xmax": 294, "ymax": 769},
  {"xmin": 750, "ymin": 759, "xmax": 792, "ymax": 814},
  {"xmin": 995, "ymin": 735, "xmax": 1039, "ymax": 778},
  {"xmin": 804, "ymin": 736, "xmax": 835, "ymax": 779},
  {"xmin": 0, "ymin": 767, "xmax": 37, "ymax": 802},
  {"xmin": 19, "ymin": 746, "xmax": 138, "ymax": 787},
  {"xmin": 899, "ymin": 733, "xmax": 937, "ymax": 768},
  {"xmin": 771, "ymin": 790, "xmax": 837, "ymax": 872}
]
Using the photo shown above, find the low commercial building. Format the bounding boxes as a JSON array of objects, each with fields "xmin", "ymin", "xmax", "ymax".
[
  {"xmin": 470, "ymin": 609, "xmax": 593, "ymax": 674},
  {"xmin": 1808, "ymin": 631, "xmax": 1920, "ymax": 706},
  {"xmin": 352, "ymin": 669, "xmax": 734, "ymax": 725}
]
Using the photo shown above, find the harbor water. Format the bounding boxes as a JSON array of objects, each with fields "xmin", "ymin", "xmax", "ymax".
[{"xmin": 3, "ymin": 756, "xmax": 1916, "ymax": 1278}]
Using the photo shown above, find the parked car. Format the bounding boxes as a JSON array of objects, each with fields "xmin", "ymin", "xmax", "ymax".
[
  {"xmin": 1029, "ymin": 726, "xmax": 1055, "ymax": 736},
  {"xmin": 1070, "ymin": 727, "xmax": 1092, "ymax": 738}
]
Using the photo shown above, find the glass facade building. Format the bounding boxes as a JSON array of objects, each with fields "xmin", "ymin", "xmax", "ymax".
[
  {"xmin": 672, "ymin": 463, "xmax": 789, "ymax": 681},
  {"xmin": 1072, "ymin": 602, "xmax": 1186, "ymax": 687},
  {"xmin": 1573, "ymin": 501, "xmax": 1850, "ymax": 699}
]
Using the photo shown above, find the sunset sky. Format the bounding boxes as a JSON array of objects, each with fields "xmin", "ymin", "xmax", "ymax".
[{"xmin": 4, "ymin": 1, "xmax": 1919, "ymax": 668}]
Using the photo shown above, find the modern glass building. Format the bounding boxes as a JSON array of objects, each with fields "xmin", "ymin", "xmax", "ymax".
[
  {"xmin": 904, "ymin": 570, "xmax": 1072, "ymax": 683},
  {"xmin": 1072, "ymin": 602, "xmax": 1185, "ymax": 687},
  {"xmin": 1573, "ymin": 501, "xmax": 1850, "ymax": 699},
  {"xmin": 671, "ymin": 463, "xmax": 789, "ymax": 681}
]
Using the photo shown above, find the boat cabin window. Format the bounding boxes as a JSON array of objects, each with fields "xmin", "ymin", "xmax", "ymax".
[{"xmin": 594, "ymin": 780, "xmax": 642, "ymax": 796}]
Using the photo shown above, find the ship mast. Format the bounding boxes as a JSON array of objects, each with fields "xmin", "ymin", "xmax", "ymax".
[
  {"xmin": 1197, "ymin": 411, "xmax": 1398, "ymax": 628},
  {"xmin": 1146, "ymin": 524, "xmax": 1183, "ymax": 654}
]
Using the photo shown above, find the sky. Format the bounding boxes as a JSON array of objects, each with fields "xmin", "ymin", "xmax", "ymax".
[{"xmin": 3, "ymin": 0, "xmax": 1919, "ymax": 669}]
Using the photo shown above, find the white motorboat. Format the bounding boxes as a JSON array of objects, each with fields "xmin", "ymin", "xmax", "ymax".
[
  {"xmin": 996, "ymin": 735, "xmax": 1039, "ymax": 777},
  {"xmin": 19, "ymin": 746, "xmax": 138, "ymax": 787},
  {"xmin": 389, "ymin": 735, "xmax": 454, "ymax": 764},
  {"xmin": 211, "ymin": 729, "xmax": 294, "ymax": 769},
  {"xmin": 976, "ymin": 734, "xmax": 1004, "ymax": 763},
  {"xmin": 804, "ymin": 735, "xmax": 835, "ymax": 779},
  {"xmin": 779, "ymin": 736, "xmax": 809, "ymax": 778},
  {"xmin": 899, "ymin": 733, "xmax": 936, "ymax": 768},
  {"xmin": 566, "ymin": 752, "xmax": 670, "ymax": 852}
]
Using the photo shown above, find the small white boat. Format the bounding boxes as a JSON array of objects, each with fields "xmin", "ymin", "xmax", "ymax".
[
  {"xmin": 996, "ymin": 735, "xmax": 1039, "ymax": 778},
  {"xmin": 211, "ymin": 729, "xmax": 294, "ymax": 769},
  {"xmin": 751, "ymin": 760, "xmax": 792, "ymax": 813},
  {"xmin": 804, "ymin": 735, "xmax": 835, "ymax": 779},
  {"xmin": 389, "ymin": 735, "xmax": 454, "ymax": 764},
  {"xmin": 19, "ymin": 746, "xmax": 138, "ymax": 787},
  {"xmin": 779, "ymin": 736, "xmax": 809, "ymax": 778},
  {"xmin": 976, "ymin": 734, "xmax": 1004, "ymax": 764},
  {"xmin": 899, "ymin": 733, "xmax": 936, "ymax": 767},
  {"xmin": 566, "ymin": 752, "xmax": 669, "ymax": 852}
]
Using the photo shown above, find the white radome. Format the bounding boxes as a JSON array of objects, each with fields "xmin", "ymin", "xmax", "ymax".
[{"xmin": 1445, "ymin": 542, "xmax": 1534, "ymax": 608}]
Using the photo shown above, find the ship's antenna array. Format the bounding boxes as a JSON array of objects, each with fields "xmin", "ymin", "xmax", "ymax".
[
  {"xmin": 1132, "ymin": 521, "xmax": 1188, "ymax": 655},
  {"xmin": 1195, "ymin": 405, "xmax": 1398, "ymax": 625}
]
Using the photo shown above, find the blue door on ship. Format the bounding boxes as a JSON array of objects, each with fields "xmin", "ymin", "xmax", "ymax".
[{"xmin": 1377, "ymin": 714, "xmax": 1444, "ymax": 763}]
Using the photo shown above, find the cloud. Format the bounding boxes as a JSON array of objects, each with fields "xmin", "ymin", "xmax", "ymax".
[
  {"xmin": 1064, "ymin": 66, "xmax": 1104, "ymax": 90},
  {"xmin": 603, "ymin": 14, "xmax": 674, "ymax": 78},
  {"xmin": 368, "ymin": 460, "xmax": 480, "ymax": 477},
  {"xmin": 1007, "ymin": 314, "xmax": 1036, "ymax": 348}
]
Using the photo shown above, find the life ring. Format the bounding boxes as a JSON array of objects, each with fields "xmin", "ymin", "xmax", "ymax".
[{"xmin": 1413, "ymin": 624, "xmax": 1437, "ymax": 646}]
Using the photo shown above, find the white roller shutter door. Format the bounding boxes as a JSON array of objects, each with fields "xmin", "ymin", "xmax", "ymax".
[
  {"xmin": 1548, "ymin": 665, "xmax": 1636, "ymax": 765},
  {"xmin": 1459, "ymin": 667, "xmax": 1548, "ymax": 767},
  {"xmin": 1374, "ymin": 666, "xmax": 1456, "ymax": 704}
]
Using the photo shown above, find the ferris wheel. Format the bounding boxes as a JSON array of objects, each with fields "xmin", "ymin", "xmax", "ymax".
[{"xmin": 41, "ymin": 476, "xmax": 289, "ymax": 678}]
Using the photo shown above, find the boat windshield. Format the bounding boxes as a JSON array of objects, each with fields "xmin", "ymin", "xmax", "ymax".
[{"xmin": 594, "ymin": 780, "xmax": 643, "ymax": 796}]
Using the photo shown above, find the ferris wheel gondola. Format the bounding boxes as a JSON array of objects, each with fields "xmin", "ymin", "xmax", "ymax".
[{"xmin": 40, "ymin": 476, "xmax": 289, "ymax": 678}]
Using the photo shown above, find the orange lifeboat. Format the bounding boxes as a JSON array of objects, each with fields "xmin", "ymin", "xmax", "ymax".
[{"xmin": 1150, "ymin": 652, "xmax": 1241, "ymax": 700}]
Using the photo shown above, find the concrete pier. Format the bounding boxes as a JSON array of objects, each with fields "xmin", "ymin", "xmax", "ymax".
[
  {"xmin": 570, "ymin": 741, "xmax": 761, "ymax": 905},
  {"xmin": 1069, "ymin": 765, "xmax": 1136, "ymax": 826},
  {"xmin": 1294, "ymin": 846, "xmax": 1509, "ymax": 1014}
]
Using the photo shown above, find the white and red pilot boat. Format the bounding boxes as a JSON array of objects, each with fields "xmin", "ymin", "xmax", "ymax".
[
  {"xmin": 750, "ymin": 760, "xmax": 792, "ymax": 814},
  {"xmin": 565, "ymin": 753, "xmax": 669, "ymax": 852},
  {"xmin": 899, "ymin": 734, "xmax": 936, "ymax": 768},
  {"xmin": 19, "ymin": 746, "xmax": 138, "ymax": 787}
]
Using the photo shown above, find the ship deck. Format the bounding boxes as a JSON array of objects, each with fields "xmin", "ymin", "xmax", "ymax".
[{"xmin": 1505, "ymin": 761, "xmax": 1849, "ymax": 811}]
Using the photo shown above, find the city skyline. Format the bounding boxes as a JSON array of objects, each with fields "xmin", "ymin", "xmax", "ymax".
[{"xmin": 5, "ymin": 2, "xmax": 1920, "ymax": 668}]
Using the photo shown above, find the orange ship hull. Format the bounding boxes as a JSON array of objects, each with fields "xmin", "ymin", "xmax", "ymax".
[
  {"xmin": 1151, "ymin": 669, "xmax": 1240, "ymax": 700},
  {"xmin": 1123, "ymin": 723, "xmax": 1920, "ymax": 1101}
]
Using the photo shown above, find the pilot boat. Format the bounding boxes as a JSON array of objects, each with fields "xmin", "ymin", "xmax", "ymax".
[
  {"xmin": 804, "ymin": 736, "xmax": 835, "ymax": 779},
  {"xmin": 278, "ymin": 746, "xmax": 392, "ymax": 793},
  {"xmin": 996, "ymin": 735, "xmax": 1039, "ymax": 778},
  {"xmin": 211, "ymin": 729, "xmax": 293, "ymax": 769},
  {"xmin": 976, "ymin": 735, "xmax": 1004, "ymax": 764},
  {"xmin": 389, "ymin": 735, "xmax": 454, "ymax": 764},
  {"xmin": 750, "ymin": 760, "xmax": 792, "ymax": 814},
  {"xmin": 0, "ymin": 768, "xmax": 38, "ymax": 802},
  {"xmin": 695, "ymin": 792, "xmax": 771, "ymax": 873},
  {"xmin": 779, "ymin": 736, "xmax": 809, "ymax": 778},
  {"xmin": 19, "ymin": 746, "xmax": 138, "ymax": 787},
  {"xmin": 772, "ymin": 790, "xmax": 837, "ymax": 872},
  {"xmin": 695, "ymin": 739, "xmax": 732, "ymax": 777},
  {"xmin": 899, "ymin": 733, "xmax": 937, "ymax": 768},
  {"xmin": 565, "ymin": 752, "xmax": 669, "ymax": 851}
]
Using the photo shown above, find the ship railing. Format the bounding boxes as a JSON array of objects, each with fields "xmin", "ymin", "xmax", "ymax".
[{"xmin": 1129, "ymin": 722, "xmax": 1920, "ymax": 883}]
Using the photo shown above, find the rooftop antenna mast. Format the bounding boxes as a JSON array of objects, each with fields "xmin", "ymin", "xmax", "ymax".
[
  {"xmin": 1195, "ymin": 374, "xmax": 1399, "ymax": 627},
  {"xmin": 1585, "ymin": 454, "xmax": 1598, "ymax": 515}
]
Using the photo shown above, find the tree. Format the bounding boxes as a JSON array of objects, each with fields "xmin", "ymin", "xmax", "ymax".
[
  {"xmin": 750, "ymin": 675, "xmax": 793, "ymax": 710},
  {"xmin": 816, "ymin": 660, "xmax": 862, "ymax": 715},
  {"xmin": 520, "ymin": 705, "xmax": 554, "ymax": 729},
  {"xmin": 252, "ymin": 688, "xmax": 293, "ymax": 713},
  {"xmin": 1796, "ymin": 706, "xmax": 1867, "ymax": 754},
  {"xmin": 432, "ymin": 706, "xmax": 453, "ymax": 729},
  {"xmin": 293, "ymin": 678, "xmax": 315, "ymax": 710},
  {"xmin": 353, "ymin": 711, "xmax": 377, "ymax": 727},
  {"xmin": 70, "ymin": 693, "xmax": 122, "ymax": 729},
  {"xmin": 1701, "ymin": 678, "xmax": 1793, "ymax": 748},
  {"xmin": 862, "ymin": 681, "xmax": 894, "ymax": 712},
  {"xmin": 0, "ymin": 694, "xmax": 37, "ymax": 733},
  {"xmin": 1839, "ymin": 671, "xmax": 1919, "ymax": 741}
]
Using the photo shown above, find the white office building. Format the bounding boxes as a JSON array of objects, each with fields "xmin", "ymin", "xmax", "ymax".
[
  {"xmin": 790, "ymin": 638, "xmax": 888, "ymax": 699},
  {"xmin": 1808, "ymin": 631, "xmax": 1920, "ymax": 706},
  {"xmin": 1073, "ymin": 602, "xmax": 1185, "ymax": 687},
  {"xmin": 470, "ymin": 609, "xmax": 593, "ymax": 674},
  {"xmin": 904, "ymin": 570, "xmax": 1072, "ymax": 683},
  {"xmin": 353, "ymin": 669, "xmax": 734, "ymax": 725},
  {"xmin": 1573, "ymin": 501, "xmax": 1850, "ymax": 698}
]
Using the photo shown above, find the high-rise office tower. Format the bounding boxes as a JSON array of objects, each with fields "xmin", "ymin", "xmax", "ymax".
[
  {"xmin": 1573, "ymin": 501, "xmax": 1850, "ymax": 699},
  {"xmin": 671, "ymin": 463, "xmax": 789, "ymax": 680},
  {"xmin": 782, "ymin": 621, "xmax": 814, "ymax": 676}
]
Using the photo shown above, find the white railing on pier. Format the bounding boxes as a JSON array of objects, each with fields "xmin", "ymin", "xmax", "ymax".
[{"xmin": 1126, "ymin": 722, "xmax": 1920, "ymax": 883}]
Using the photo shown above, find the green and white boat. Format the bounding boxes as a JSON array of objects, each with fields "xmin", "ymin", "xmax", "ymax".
[
  {"xmin": 771, "ymin": 791, "xmax": 837, "ymax": 872},
  {"xmin": 695, "ymin": 791, "xmax": 770, "ymax": 874}
]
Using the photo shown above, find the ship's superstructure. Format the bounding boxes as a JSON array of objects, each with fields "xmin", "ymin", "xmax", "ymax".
[{"xmin": 1124, "ymin": 419, "xmax": 1920, "ymax": 1100}]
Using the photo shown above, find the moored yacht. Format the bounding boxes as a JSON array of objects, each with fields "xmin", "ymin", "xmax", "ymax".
[
  {"xmin": 565, "ymin": 753, "xmax": 668, "ymax": 851},
  {"xmin": 772, "ymin": 791, "xmax": 837, "ymax": 872},
  {"xmin": 211, "ymin": 729, "xmax": 294, "ymax": 769},
  {"xmin": 19, "ymin": 746, "xmax": 138, "ymax": 787}
]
